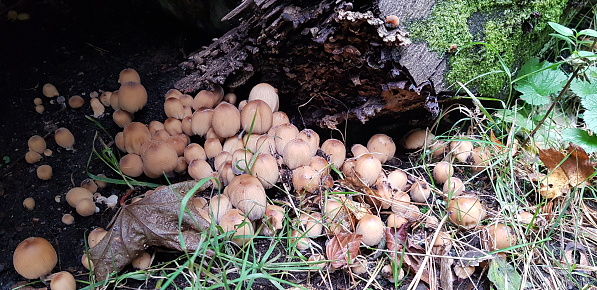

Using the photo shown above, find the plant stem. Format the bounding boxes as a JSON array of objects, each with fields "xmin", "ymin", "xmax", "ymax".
[{"xmin": 522, "ymin": 66, "xmax": 582, "ymax": 146}]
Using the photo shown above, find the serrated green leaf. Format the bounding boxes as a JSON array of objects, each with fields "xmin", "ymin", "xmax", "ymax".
[
  {"xmin": 584, "ymin": 109, "xmax": 597, "ymax": 133},
  {"xmin": 514, "ymin": 59, "xmax": 567, "ymax": 105},
  {"xmin": 549, "ymin": 22, "xmax": 574, "ymax": 37},
  {"xmin": 581, "ymin": 94, "xmax": 597, "ymax": 110},
  {"xmin": 494, "ymin": 109, "xmax": 535, "ymax": 131},
  {"xmin": 562, "ymin": 128, "xmax": 597, "ymax": 153},
  {"xmin": 518, "ymin": 57, "xmax": 541, "ymax": 77},
  {"xmin": 570, "ymin": 77, "xmax": 597, "ymax": 99},
  {"xmin": 488, "ymin": 257, "xmax": 522, "ymax": 290},
  {"xmin": 515, "ymin": 85, "xmax": 551, "ymax": 105},
  {"xmin": 578, "ymin": 29, "xmax": 597, "ymax": 38}
]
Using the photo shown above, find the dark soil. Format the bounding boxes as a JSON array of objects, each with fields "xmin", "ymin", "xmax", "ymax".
[{"xmin": 0, "ymin": 1, "xmax": 207, "ymax": 288}]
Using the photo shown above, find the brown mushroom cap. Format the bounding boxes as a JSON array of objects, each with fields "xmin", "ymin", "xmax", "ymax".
[
  {"xmin": 433, "ymin": 161, "xmax": 454, "ymax": 184},
  {"xmin": 35, "ymin": 105, "xmax": 45, "ymax": 114},
  {"xmin": 209, "ymin": 194, "xmax": 233, "ymax": 224},
  {"xmin": 66, "ymin": 187, "xmax": 94, "ymax": 207},
  {"xmin": 386, "ymin": 213, "xmax": 408, "ymax": 228},
  {"xmin": 350, "ymin": 144, "xmax": 369, "ymax": 158},
  {"xmin": 118, "ymin": 82, "xmax": 147, "ymax": 113},
  {"xmin": 264, "ymin": 204, "xmax": 285, "ymax": 231},
  {"xmin": 485, "ymin": 223, "xmax": 517, "ymax": 250},
  {"xmin": 409, "ymin": 179, "xmax": 431, "ymax": 203},
  {"xmin": 271, "ymin": 111, "xmax": 290, "ymax": 127},
  {"xmin": 13, "ymin": 237, "xmax": 57, "ymax": 279},
  {"xmin": 55, "ymin": 127, "xmax": 75, "ymax": 149},
  {"xmin": 320, "ymin": 138, "xmax": 346, "ymax": 169},
  {"xmin": 214, "ymin": 151, "xmax": 233, "ymax": 172},
  {"xmin": 42, "ymin": 83, "xmax": 59, "ymax": 98},
  {"xmin": 402, "ymin": 129, "xmax": 435, "ymax": 150},
  {"xmin": 165, "ymin": 135, "xmax": 186, "ymax": 156},
  {"xmin": 443, "ymin": 177, "xmax": 465, "ymax": 197},
  {"xmin": 164, "ymin": 97, "xmax": 186, "ymax": 119},
  {"xmin": 283, "ymin": 138, "xmax": 313, "ymax": 170},
  {"xmin": 447, "ymin": 196, "xmax": 486, "ymax": 229},
  {"xmin": 165, "ymin": 88, "xmax": 183, "ymax": 99},
  {"xmin": 36, "ymin": 164, "xmax": 53, "ymax": 180},
  {"xmin": 61, "ymin": 214, "xmax": 75, "ymax": 225},
  {"xmin": 223, "ymin": 174, "xmax": 267, "ymax": 221},
  {"xmin": 88, "ymin": 228, "xmax": 108, "ymax": 248},
  {"xmin": 49, "ymin": 271, "xmax": 76, "ymax": 290},
  {"xmin": 90, "ymin": 98, "xmax": 105, "ymax": 117},
  {"xmin": 250, "ymin": 153, "xmax": 279, "ymax": 189},
  {"xmin": 68, "ymin": 95, "xmax": 84, "ymax": 109},
  {"xmin": 222, "ymin": 135, "xmax": 244, "ymax": 153},
  {"xmin": 184, "ymin": 143, "xmax": 207, "ymax": 164},
  {"xmin": 240, "ymin": 100, "xmax": 273, "ymax": 134},
  {"xmin": 354, "ymin": 153, "xmax": 382, "ymax": 187},
  {"xmin": 450, "ymin": 139, "xmax": 474, "ymax": 163},
  {"xmin": 291, "ymin": 165, "xmax": 320, "ymax": 193},
  {"xmin": 148, "ymin": 121, "xmax": 165, "ymax": 135},
  {"xmin": 367, "ymin": 134, "xmax": 396, "ymax": 164},
  {"xmin": 164, "ymin": 117, "xmax": 183, "ymax": 136},
  {"xmin": 192, "ymin": 86, "xmax": 224, "ymax": 110},
  {"xmin": 33, "ymin": 98, "xmax": 43, "ymax": 105},
  {"xmin": 204, "ymin": 138, "xmax": 223, "ymax": 159},
  {"xmin": 356, "ymin": 214, "xmax": 385, "ymax": 246},
  {"xmin": 27, "ymin": 135, "xmax": 46, "ymax": 154},
  {"xmin": 248, "ymin": 83, "xmax": 279, "ymax": 112},
  {"xmin": 118, "ymin": 68, "xmax": 141, "ymax": 84},
  {"xmin": 132, "ymin": 251, "xmax": 152, "ymax": 269},
  {"xmin": 120, "ymin": 153, "xmax": 144, "ymax": 177},
  {"xmin": 256, "ymin": 134, "xmax": 276, "ymax": 155},
  {"xmin": 25, "ymin": 150, "xmax": 42, "ymax": 164},
  {"xmin": 219, "ymin": 208, "xmax": 254, "ymax": 246},
  {"xmin": 99, "ymin": 91, "xmax": 112, "ymax": 106},
  {"xmin": 123, "ymin": 122, "xmax": 151, "ymax": 155},
  {"xmin": 231, "ymin": 148, "xmax": 254, "ymax": 175},
  {"xmin": 223, "ymin": 92, "xmax": 237, "ymax": 105},
  {"xmin": 387, "ymin": 169, "xmax": 408, "ymax": 191},
  {"xmin": 242, "ymin": 133, "xmax": 260, "ymax": 153},
  {"xmin": 109, "ymin": 90, "xmax": 120, "ymax": 110},
  {"xmin": 23, "ymin": 197, "xmax": 35, "ymax": 210},
  {"xmin": 274, "ymin": 123, "xmax": 299, "ymax": 154},
  {"xmin": 212, "ymin": 102, "xmax": 241, "ymax": 138},
  {"xmin": 76, "ymin": 198, "xmax": 96, "ymax": 216},
  {"xmin": 299, "ymin": 212, "xmax": 323, "ymax": 237},
  {"xmin": 187, "ymin": 159, "xmax": 214, "ymax": 183},
  {"xmin": 113, "ymin": 109, "xmax": 134, "ymax": 128},
  {"xmin": 80, "ymin": 178, "xmax": 98, "ymax": 193},
  {"xmin": 296, "ymin": 129, "xmax": 320, "ymax": 156},
  {"xmin": 140, "ymin": 140, "xmax": 178, "ymax": 178},
  {"xmin": 191, "ymin": 108, "xmax": 214, "ymax": 137},
  {"xmin": 114, "ymin": 132, "xmax": 126, "ymax": 152}
]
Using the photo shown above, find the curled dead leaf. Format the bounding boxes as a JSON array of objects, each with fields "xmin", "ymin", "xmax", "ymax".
[
  {"xmin": 325, "ymin": 232, "xmax": 362, "ymax": 269},
  {"xmin": 538, "ymin": 143, "xmax": 595, "ymax": 199}
]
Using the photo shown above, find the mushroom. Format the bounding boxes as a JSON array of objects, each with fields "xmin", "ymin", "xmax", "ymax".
[
  {"xmin": 181, "ymin": 116, "xmax": 193, "ymax": 136},
  {"xmin": 192, "ymin": 197, "xmax": 208, "ymax": 210},
  {"xmin": 219, "ymin": 208, "xmax": 254, "ymax": 246},
  {"xmin": 250, "ymin": 153, "xmax": 279, "ymax": 189},
  {"xmin": 354, "ymin": 153, "xmax": 382, "ymax": 187},
  {"xmin": 184, "ymin": 143, "xmax": 207, "ymax": 164},
  {"xmin": 174, "ymin": 156, "xmax": 187, "ymax": 173},
  {"xmin": 151, "ymin": 129, "xmax": 170, "ymax": 142},
  {"xmin": 118, "ymin": 68, "xmax": 141, "ymax": 83},
  {"xmin": 212, "ymin": 102, "xmax": 241, "ymax": 138},
  {"xmin": 76, "ymin": 198, "xmax": 96, "ymax": 216},
  {"xmin": 119, "ymin": 153, "xmax": 144, "ymax": 177},
  {"xmin": 214, "ymin": 151, "xmax": 233, "ymax": 171},
  {"xmin": 299, "ymin": 212, "xmax": 323, "ymax": 236},
  {"xmin": 283, "ymin": 138, "xmax": 313, "ymax": 170},
  {"xmin": 263, "ymin": 204, "xmax": 285, "ymax": 234},
  {"xmin": 356, "ymin": 214, "xmax": 385, "ymax": 246},
  {"xmin": 350, "ymin": 144, "xmax": 369, "ymax": 157},
  {"xmin": 164, "ymin": 117, "xmax": 183, "ymax": 136},
  {"xmin": 123, "ymin": 122, "xmax": 151, "ymax": 155},
  {"xmin": 132, "ymin": 252, "xmax": 152, "ymax": 269},
  {"xmin": 204, "ymin": 138, "xmax": 223, "ymax": 159},
  {"xmin": 516, "ymin": 211, "xmax": 534, "ymax": 224},
  {"xmin": 237, "ymin": 100, "xmax": 247, "ymax": 111},
  {"xmin": 27, "ymin": 135, "xmax": 46, "ymax": 154},
  {"xmin": 23, "ymin": 197, "xmax": 35, "ymax": 210},
  {"xmin": 33, "ymin": 98, "xmax": 43, "ymax": 105},
  {"xmin": 164, "ymin": 97, "xmax": 186, "ymax": 119},
  {"xmin": 309, "ymin": 155, "xmax": 330, "ymax": 176},
  {"xmin": 90, "ymin": 97, "xmax": 105, "ymax": 117},
  {"xmin": 88, "ymin": 228, "xmax": 108, "ymax": 248},
  {"xmin": 140, "ymin": 140, "xmax": 178, "ymax": 178},
  {"xmin": 401, "ymin": 129, "xmax": 434, "ymax": 150},
  {"xmin": 289, "ymin": 230, "xmax": 311, "ymax": 251},
  {"xmin": 272, "ymin": 111, "xmax": 290, "ymax": 127},
  {"xmin": 42, "ymin": 83, "xmax": 59, "ymax": 98},
  {"xmin": 433, "ymin": 161, "xmax": 454, "ymax": 184},
  {"xmin": 187, "ymin": 159, "xmax": 214, "ymax": 185},
  {"xmin": 115, "ymin": 132, "xmax": 125, "ymax": 152},
  {"xmin": 35, "ymin": 105, "xmax": 45, "ymax": 113},
  {"xmin": 223, "ymin": 92, "xmax": 237, "ymax": 105},
  {"xmin": 109, "ymin": 90, "xmax": 120, "ymax": 110},
  {"xmin": 443, "ymin": 177, "xmax": 465, "ymax": 197},
  {"xmin": 485, "ymin": 223, "xmax": 516, "ymax": 250},
  {"xmin": 409, "ymin": 179, "xmax": 431, "ymax": 203},
  {"xmin": 36, "ymin": 164, "xmax": 53, "ymax": 180},
  {"xmin": 148, "ymin": 121, "xmax": 165, "ymax": 135},
  {"xmin": 291, "ymin": 165, "xmax": 320, "ymax": 194},
  {"xmin": 80, "ymin": 178, "xmax": 98, "ymax": 193},
  {"xmin": 61, "ymin": 214, "xmax": 74, "ymax": 225},
  {"xmin": 94, "ymin": 174, "xmax": 108, "ymax": 189},
  {"xmin": 65, "ymin": 187, "xmax": 94, "ymax": 207},
  {"xmin": 68, "ymin": 95, "xmax": 85, "ymax": 109},
  {"xmin": 209, "ymin": 195, "xmax": 232, "ymax": 224},
  {"xmin": 222, "ymin": 135, "xmax": 244, "ymax": 153},
  {"xmin": 274, "ymin": 123, "xmax": 299, "ymax": 154},
  {"xmin": 450, "ymin": 139, "xmax": 474, "ymax": 163},
  {"xmin": 113, "ymin": 109, "xmax": 134, "ymax": 128},
  {"xmin": 387, "ymin": 169, "xmax": 408, "ymax": 191},
  {"xmin": 81, "ymin": 253, "xmax": 93, "ymax": 270},
  {"xmin": 256, "ymin": 134, "xmax": 276, "ymax": 155},
  {"xmin": 386, "ymin": 214, "xmax": 408, "ymax": 228},
  {"xmin": 165, "ymin": 88, "xmax": 183, "ymax": 99},
  {"xmin": 55, "ymin": 127, "xmax": 75, "ymax": 149},
  {"xmin": 13, "ymin": 237, "xmax": 57, "ymax": 279},
  {"xmin": 43, "ymin": 148, "xmax": 53, "ymax": 157},
  {"xmin": 242, "ymin": 133, "xmax": 260, "ymax": 153},
  {"xmin": 223, "ymin": 174, "xmax": 267, "ymax": 221},
  {"xmin": 166, "ymin": 135, "xmax": 187, "ymax": 156},
  {"xmin": 192, "ymin": 86, "xmax": 224, "ymax": 110},
  {"xmin": 240, "ymin": 100, "xmax": 273, "ymax": 134},
  {"xmin": 471, "ymin": 146, "xmax": 490, "ymax": 173},
  {"xmin": 320, "ymin": 138, "xmax": 346, "ymax": 169},
  {"xmin": 25, "ymin": 150, "xmax": 42, "ymax": 164},
  {"xmin": 296, "ymin": 129, "xmax": 320, "ymax": 156},
  {"xmin": 216, "ymin": 161, "xmax": 235, "ymax": 187},
  {"xmin": 99, "ymin": 91, "xmax": 112, "ymax": 106},
  {"xmin": 248, "ymin": 83, "xmax": 279, "ymax": 112},
  {"xmin": 118, "ymin": 82, "xmax": 147, "ymax": 113},
  {"xmin": 231, "ymin": 148, "xmax": 254, "ymax": 175},
  {"xmin": 447, "ymin": 196, "xmax": 486, "ymax": 229},
  {"xmin": 367, "ymin": 134, "xmax": 396, "ymax": 164}
]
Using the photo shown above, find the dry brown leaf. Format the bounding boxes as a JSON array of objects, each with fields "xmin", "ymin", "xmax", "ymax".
[
  {"xmin": 538, "ymin": 143, "xmax": 595, "ymax": 198},
  {"xmin": 385, "ymin": 224, "xmax": 407, "ymax": 259},
  {"xmin": 89, "ymin": 181, "xmax": 210, "ymax": 279},
  {"xmin": 402, "ymin": 240, "xmax": 430, "ymax": 284},
  {"xmin": 325, "ymin": 232, "xmax": 362, "ymax": 269}
]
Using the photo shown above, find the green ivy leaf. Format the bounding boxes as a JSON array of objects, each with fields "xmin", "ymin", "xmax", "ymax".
[
  {"xmin": 562, "ymin": 128, "xmax": 597, "ymax": 153},
  {"xmin": 514, "ymin": 59, "xmax": 567, "ymax": 106},
  {"xmin": 488, "ymin": 257, "xmax": 522, "ymax": 290}
]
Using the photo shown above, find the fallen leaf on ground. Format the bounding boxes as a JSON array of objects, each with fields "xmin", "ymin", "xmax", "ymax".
[
  {"xmin": 538, "ymin": 143, "xmax": 595, "ymax": 198},
  {"xmin": 89, "ymin": 181, "xmax": 210, "ymax": 279},
  {"xmin": 385, "ymin": 224, "xmax": 407, "ymax": 259},
  {"xmin": 326, "ymin": 232, "xmax": 362, "ymax": 269},
  {"xmin": 487, "ymin": 257, "xmax": 522, "ymax": 290}
]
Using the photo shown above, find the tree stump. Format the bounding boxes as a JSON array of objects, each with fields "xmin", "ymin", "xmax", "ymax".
[{"xmin": 173, "ymin": 0, "xmax": 571, "ymax": 128}]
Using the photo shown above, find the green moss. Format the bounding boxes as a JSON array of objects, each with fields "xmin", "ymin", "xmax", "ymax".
[{"xmin": 407, "ymin": 0, "xmax": 569, "ymax": 96}]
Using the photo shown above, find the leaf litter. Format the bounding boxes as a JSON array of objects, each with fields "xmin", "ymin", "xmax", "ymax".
[{"xmin": 536, "ymin": 143, "xmax": 595, "ymax": 198}]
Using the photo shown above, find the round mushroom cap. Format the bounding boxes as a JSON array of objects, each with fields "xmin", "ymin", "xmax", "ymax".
[
  {"xmin": 90, "ymin": 98, "xmax": 105, "ymax": 117},
  {"xmin": 13, "ymin": 237, "xmax": 57, "ymax": 279},
  {"xmin": 433, "ymin": 161, "xmax": 454, "ymax": 184},
  {"xmin": 140, "ymin": 140, "xmax": 178, "ymax": 178},
  {"xmin": 248, "ymin": 83, "xmax": 279, "ymax": 112},
  {"xmin": 354, "ymin": 153, "xmax": 382, "ymax": 187},
  {"xmin": 123, "ymin": 122, "xmax": 151, "ymax": 155},
  {"xmin": 50, "ymin": 271, "xmax": 76, "ymax": 290},
  {"xmin": 120, "ymin": 153, "xmax": 144, "ymax": 177},
  {"xmin": 42, "ymin": 83, "xmax": 59, "ymax": 98},
  {"xmin": 320, "ymin": 138, "xmax": 346, "ymax": 169},
  {"xmin": 118, "ymin": 82, "xmax": 147, "ymax": 113},
  {"xmin": 240, "ymin": 100, "xmax": 273, "ymax": 134},
  {"xmin": 443, "ymin": 177, "xmax": 465, "ymax": 197},
  {"xmin": 191, "ymin": 108, "xmax": 214, "ymax": 137},
  {"xmin": 356, "ymin": 214, "xmax": 385, "ymax": 246},
  {"xmin": 296, "ymin": 129, "xmax": 320, "ymax": 156},
  {"xmin": 66, "ymin": 187, "xmax": 93, "ymax": 207},
  {"xmin": 192, "ymin": 86, "xmax": 224, "ymax": 110},
  {"xmin": 450, "ymin": 139, "xmax": 474, "ymax": 163},
  {"xmin": 184, "ymin": 143, "xmax": 207, "ymax": 164},
  {"xmin": 485, "ymin": 223, "xmax": 517, "ymax": 250},
  {"xmin": 164, "ymin": 97, "xmax": 186, "ymax": 119},
  {"xmin": 291, "ymin": 165, "xmax": 320, "ymax": 193},
  {"xmin": 76, "ymin": 198, "xmax": 96, "ymax": 216},
  {"xmin": 55, "ymin": 127, "xmax": 75, "ymax": 149},
  {"xmin": 223, "ymin": 174, "xmax": 267, "ymax": 221},
  {"xmin": 212, "ymin": 102, "xmax": 241, "ymax": 138},
  {"xmin": 88, "ymin": 228, "xmax": 108, "ymax": 248},
  {"xmin": 25, "ymin": 150, "xmax": 42, "ymax": 164},
  {"xmin": 36, "ymin": 164, "xmax": 53, "ymax": 180},
  {"xmin": 447, "ymin": 196, "xmax": 486, "ymax": 229},
  {"xmin": 209, "ymin": 194, "xmax": 232, "ymax": 224},
  {"xmin": 251, "ymin": 153, "xmax": 279, "ymax": 189},
  {"xmin": 204, "ymin": 138, "xmax": 223, "ymax": 159},
  {"xmin": 351, "ymin": 144, "xmax": 369, "ymax": 158},
  {"xmin": 367, "ymin": 134, "xmax": 396, "ymax": 164},
  {"xmin": 35, "ymin": 105, "xmax": 45, "ymax": 113},
  {"xmin": 387, "ymin": 169, "xmax": 408, "ymax": 191},
  {"xmin": 283, "ymin": 138, "xmax": 313, "ymax": 170},
  {"xmin": 187, "ymin": 159, "xmax": 214, "ymax": 182},
  {"xmin": 271, "ymin": 111, "xmax": 290, "ymax": 127},
  {"xmin": 118, "ymin": 68, "xmax": 141, "ymax": 84},
  {"xmin": 28, "ymin": 135, "xmax": 46, "ymax": 154},
  {"xmin": 113, "ymin": 109, "xmax": 134, "ymax": 128},
  {"xmin": 409, "ymin": 179, "xmax": 431, "ymax": 203},
  {"xmin": 273, "ymin": 123, "xmax": 299, "ymax": 154},
  {"xmin": 402, "ymin": 129, "xmax": 435, "ymax": 150},
  {"xmin": 219, "ymin": 208, "xmax": 254, "ymax": 246}
]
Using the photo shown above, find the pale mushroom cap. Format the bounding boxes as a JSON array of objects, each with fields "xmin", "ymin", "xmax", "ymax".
[
  {"xmin": 115, "ymin": 132, "xmax": 126, "ymax": 152},
  {"xmin": 447, "ymin": 196, "xmax": 486, "ymax": 229},
  {"xmin": 274, "ymin": 123, "xmax": 299, "ymax": 154},
  {"xmin": 165, "ymin": 88, "xmax": 183, "ymax": 99},
  {"xmin": 28, "ymin": 135, "xmax": 46, "ymax": 154},
  {"xmin": 132, "ymin": 252, "xmax": 152, "ymax": 269},
  {"xmin": 184, "ymin": 143, "xmax": 207, "ymax": 164},
  {"xmin": 140, "ymin": 140, "xmax": 178, "ymax": 178},
  {"xmin": 240, "ymin": 99, "xmax": 273, "ymax": 134},
  {"xmin": 433, "ymin": 161, "xmax": 454, "ymax": 184},
  {"xmin": 242, "ymin": 133, "xmax": 260, "ymax": 153},
  {"xmin": 222, "ymin": 135, "xmax": 244, "ymax": 153},
  {"xmin": 113, "ymin": 109, "xmax": 134, "ymax": 128},
  {"xmin": 320, "ymin": 138, "xmax": 346, "ymax": 169},
  {"xmin": 36, "ymin": 164, "xmax": 53, "ymax": 180},
  {"xmin": 118, "ymin": 68, "xmax": 141, "ymax": 83},
  {"xmin": 120, "ymin": 153, "xmax": 144, "ymax": 177},
  {"xmin": 223, "ymin": 174, "xmax": 267, "ymax": 221},
  {"xmin": 164, "ymin": 97, "xmax": 186, "ymax": 119},
  {"xmin": 214, "ymin": 151, "xmax": 233, "ymax": 172},
  {"xmin": 387, "ymin": 169, "xmax": 408, "ymax": 191},
  {"xmin": 386, "ymin": 214, "xmax": 408, "ymax": 228},
  {"xmin": 165, "ymin": 135, "xmax": 187, "ymax": 156},
  {"xmin": 291, "ymin": 165, "xmax": 320, "ymax": 193},
  {"xmin": 35, "ymin": 105, "xmax": 45, "ymax": 114},
  {"xmin": 76, "ymin": 198, "xmax": 96, "ymax": 216},
  {"xmin": 123, "ymin": 122, "xmax": 151, "ymax": 155},
  {"xmin": 223, "ymin": 92, "xmax": 237, "ymax": 105},
  {"xmin": 216, "ymin": 161, "xmax": 236, "ymax": 187},
  {"xmin": 188, "ymin": 159, "xmax": 214, "ymax": 182},
  {"xmin": 68, "ymin": 95, "xmax": 84, "ymax": 109},
  {"xmin": 450, "ymin": 139, "xmax": 474, "ymax": 163},
  {"xmin": 209, "ymin": 194, "xmax": 232, "ymax": 224},
  {"xmin": 164, "ymin": 117, "xmax": 183, "ymax": 136},
  {"xmin": 299, "ymin": 212, "xmax": 323, "ymax": 237},
  {"xmin": 80, "ymin": 178, "xmax": 98, "ymax": 193},
  {"xmin": 61, "ymin": 214, "xmax": 75, "ymax": 225},
  {"xmin": 486, "ymin": 223, "xmax": 517, "ymax": 250},
  {"xmin": 265, "ymin": 204, "xmax": 285, "ymax": 230},
  {"xmin": 23, "ymin": 197, "xmax": 35, "ymax": 210},
  {"xmin": 55, "ymin": 127, "xmax": 75, "ymax": 149},
  {"xmin": 354, "ymin": 153, "xmax": 382, "ymax": 186},
  {"xmin": 99, "ymin": 91, "xmax": 112, "ymax": 106},
  {"xmin": 90, "ymin": 97, "xmax": 105, "ymax": 117},
  {"xmin": 443, "ymin": 177, "xmax": 465, "ymax": 197},
  {"xmin": 88, "ymin": 228, "xmax": 108, "ymax": 248},
  {"xmin": 219, "ymin": 208, "xmax": 254, "ymax": 246},
  {"xmin": 151, "ymin": 129, "xmax": 170, "ymax": 142},
  {"xmin": 204, "ymin": 138, "xmax": 223, "ymax": 159},
  {"xmin": 148, "ymin": 120, "xmax": 165, "ymax": 135},
  {"xmin": 409, "ymin": 179, "xmax": 431, "ymax": 203},
  {"xmin": 13, "ymin": 237, "xmax": 57, "ymax": 279},
  {"xmin": 256, "ymin": 134, "xmax": 276, "ymax": 155},
  {"xmin": 118, "ymin": 82, "xmax": 147, "ymax": 113},
  {"xmin": 309, "ymin": 155, "xmax": 330, "ymax": 176},
  {"xmin": 356, "ymin": 214, "xmax": 385, "ymax": 246},
  {"xmin": 248, "ymin": 83, "xmax": 279, "ymax": 112},
  {"xmin": 402, "ymin": 129, "xmax": 435, "ymax": 150},
  {"xmin": 192, "ymin": 87, "xmax": 224, "ymax": 110},
  {"xmin": 296, "ymin": 129, "xmax": 320, "ymax": 156},
  {"xmin": 25, "ymin": 150, "xmax": 42, "ymax": 164},
  {"xmin": 191, "ymin": 108, "xmax": 214, "ymax": 137},
  {"xmin": 212, "ymin": 102, "xmax": 241, "ymax": 138},
  {"xmin": 42, "ymin": 83, "xmax": 59, "ymax": 98},
  {"xmin": 110, "ymin": 90, "xmax": 120, "ymax": 110},
  {"xmin": 350, "ymin": 144, "xmax": 369, "ymax": 158},
  {"xmin": 231, "ymin": 148, "xmax": 254, "ymax": 175},
  {"xmin": 283, "ymin": 138, "xmax": 313, "ymax": 170},
  {"xmin": 367, "ymin": 134, "xmax": 396, "ymax": 164},
  {"xmin": 271, "ymin": 111, "xmax": 290, "ymax": 127},
  {"xmin": 251, "ymin": 153, "xmax": 279, "ymax": 189}
]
